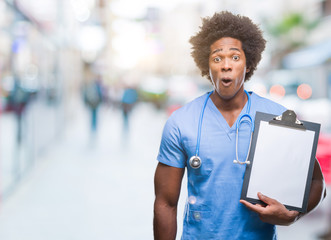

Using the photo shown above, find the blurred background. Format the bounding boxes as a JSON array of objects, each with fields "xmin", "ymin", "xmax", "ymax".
[{"xmin": 0, "ymin": 0, "xmax": 331, "ymax": 239}]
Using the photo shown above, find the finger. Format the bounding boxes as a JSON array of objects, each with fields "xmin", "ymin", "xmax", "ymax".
[
  {"xmin": 240, "ymin": 200, "xmax": 265, "ymax": 213},
  {"xmin": 289, "ymin": 210, "xmax": 300, "ymax": 220},
  {"xmin": 258, "ymin": 192, "xmax": 276, "ymax": 205}
]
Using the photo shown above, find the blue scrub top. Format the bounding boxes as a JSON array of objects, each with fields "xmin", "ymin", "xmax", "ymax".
[{"xmin": 157, "ymin": 91, "xmax": 287, "ymax": 240}]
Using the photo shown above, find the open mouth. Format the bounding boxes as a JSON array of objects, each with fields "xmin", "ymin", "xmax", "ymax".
[{"xmin": 221, "ymin": 78, "xmax": 232, "ymax": 84}]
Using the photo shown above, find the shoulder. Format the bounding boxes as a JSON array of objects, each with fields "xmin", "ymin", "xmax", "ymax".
[
  {"xmin": 161, "ymin": 93, "xmax": 208, "ymax": 139},
  {"xmin": 157, "ymin": 94, "xmax": 209, "ymax": 168},
  {"xmin": 250, "ymin": 92, "xmax": 287, "ymax": 115}
]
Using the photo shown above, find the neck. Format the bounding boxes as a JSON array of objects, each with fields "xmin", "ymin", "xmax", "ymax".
[
  {"xmin": 210, "ymin": 88, "xmax": 248, "ymax": 128},
  {"xmin": 211, "ymin": 89, "xmax": 247, "ymax": 113}
]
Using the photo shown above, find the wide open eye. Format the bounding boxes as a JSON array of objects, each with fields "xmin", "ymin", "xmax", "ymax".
[
  {"xmin": 213, "ymin": 57, "xmax": 221, "ymax": 63},
  {"xmin": 233, "ymin": 55, "xmax": 240, "ymax": 61}
]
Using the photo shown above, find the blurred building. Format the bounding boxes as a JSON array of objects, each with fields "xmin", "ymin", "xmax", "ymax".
[
  {"xmin": 281, "ymin": 0, "xmax": 331, "ymax": 99},
  {"xmin": 263, "ymin": 0, "xmax": 331, "ymax": 133},
  {"xmin": 0, "ymin": 0, "xmax": 108, "ymax": 199}
]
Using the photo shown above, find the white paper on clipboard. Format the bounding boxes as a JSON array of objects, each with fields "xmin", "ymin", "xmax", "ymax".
[{"xmin": 246, "ymin": 121, "xmax": 315, "ymax": 208}]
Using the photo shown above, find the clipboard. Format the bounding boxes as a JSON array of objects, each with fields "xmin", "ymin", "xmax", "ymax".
[{"xmin": 241, "ymin": 110, "xmax": 320, "ymax": 213}]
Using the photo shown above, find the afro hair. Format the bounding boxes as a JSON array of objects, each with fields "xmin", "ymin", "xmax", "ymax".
[{"xmin": 189, "ymin": 11, "xmax": 266, "ymax": 82}]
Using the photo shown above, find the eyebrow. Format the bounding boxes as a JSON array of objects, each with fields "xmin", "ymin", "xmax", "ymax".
[
  {"xmin": 211, "ymin": 47, "xmax": 241, "ymax": 54},
  {"xmin": 230, "ymin": 47, "xmax": 241, "ymax": 52}
]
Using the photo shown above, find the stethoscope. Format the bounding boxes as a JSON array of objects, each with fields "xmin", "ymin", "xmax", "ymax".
[{"xmin": 189, "ymin": 90, "xmax": 254, "ymax": 169}]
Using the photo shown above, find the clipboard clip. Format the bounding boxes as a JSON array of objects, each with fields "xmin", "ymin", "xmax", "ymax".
[{"xmin": 269, "ymin": 110, "xmax": 306, "ymax": 130}]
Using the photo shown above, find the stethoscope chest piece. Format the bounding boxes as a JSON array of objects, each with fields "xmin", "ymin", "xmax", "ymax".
[{"xmin": 189, "ymin": 156, "xmax": 202, "ymax": 169}]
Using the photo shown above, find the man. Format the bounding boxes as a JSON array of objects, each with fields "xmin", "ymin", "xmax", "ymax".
[{"xmin": 153, "ymin": 11, "xmax": 326, "ymax": 239}]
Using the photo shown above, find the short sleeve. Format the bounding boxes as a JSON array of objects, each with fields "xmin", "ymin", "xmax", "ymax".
[{"xmin": 157, "ymin": 116, "xmax": 187, "ymax": 168}]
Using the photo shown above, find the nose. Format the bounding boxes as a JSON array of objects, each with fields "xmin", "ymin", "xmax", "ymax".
[{"xmin": 221, "ymin": 58, "xmax": 232, "ymax": 72}]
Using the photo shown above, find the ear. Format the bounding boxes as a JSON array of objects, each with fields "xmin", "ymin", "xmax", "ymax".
[{"xmin": 246, "ymin": 68, "xmax": 250, "ymax": 73}]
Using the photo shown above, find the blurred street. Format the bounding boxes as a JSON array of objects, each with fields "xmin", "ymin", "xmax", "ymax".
[
  {"xmin": 0, "ymin": 101, "xmax": 169, "ymax": 240},
  {"xmin": 0, "ymin": 101, "xmax": 329, "ymax": 240}
]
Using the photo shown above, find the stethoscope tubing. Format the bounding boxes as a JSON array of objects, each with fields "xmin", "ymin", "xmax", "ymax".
[
  {"xmin": 195, "ymin": 91, "xmax": 213, "ymax": 157},
  {"xmin": 191, "ymin": 90, "xmax": 253, "ymax": 168}
]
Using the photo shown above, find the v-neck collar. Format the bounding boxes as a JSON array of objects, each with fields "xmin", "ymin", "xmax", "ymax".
[{"xmin": 207, "ymin": 92, "xmax": 252, "ymax": 138}]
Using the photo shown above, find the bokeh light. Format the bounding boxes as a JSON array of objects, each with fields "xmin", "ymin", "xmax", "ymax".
[
  {"xmin": 269, "ymin": 84, "xmax": 286, "ymax": 98},
  {"xmin": 297, "ymin": 83, "xmax": 312, "ymax": 100}
]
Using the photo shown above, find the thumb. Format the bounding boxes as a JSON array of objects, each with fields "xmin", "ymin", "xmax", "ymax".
[{"xmin": 258, "ymin": 192, "xmax": 275, "ymax": 205}]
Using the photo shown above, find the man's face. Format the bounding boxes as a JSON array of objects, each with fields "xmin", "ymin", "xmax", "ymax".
[{"xmin": 209, "ymin": 37, "xmax": 249, "ymax": 100}]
